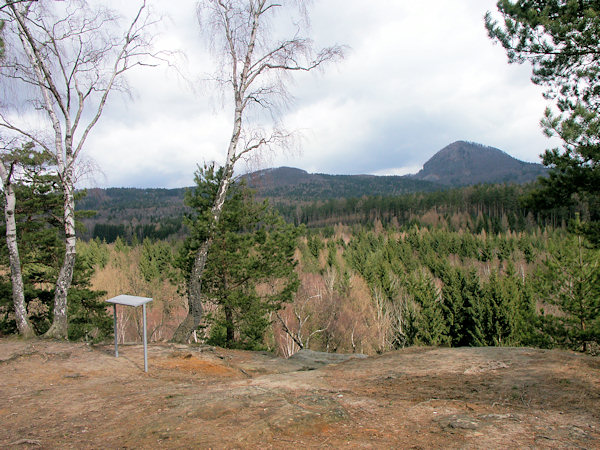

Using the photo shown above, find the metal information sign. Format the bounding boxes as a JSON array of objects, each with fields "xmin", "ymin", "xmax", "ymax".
[{"xmin": 106, "ymin": 295, "xmax": 153, "ymax": 372}]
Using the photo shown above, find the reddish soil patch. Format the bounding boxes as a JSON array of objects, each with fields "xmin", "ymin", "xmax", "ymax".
[
  {"xmin": 0, "ymin": 339, "xmax": 598, "ymax": 448},
  {"xmin": 157, "ymin": 352, "xmax": 242, "ymax": 377}
]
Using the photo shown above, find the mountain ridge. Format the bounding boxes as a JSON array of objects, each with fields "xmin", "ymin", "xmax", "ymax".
[
  {"xmin": 243, "ymin": 140, "xmax": 547, "ymax": 196},
  {"xmin": 77, "ymin": 140, "xmax": 548, "ymax": 239},
  {"xmin": 242, "ymin": 167, "xmax": 439, "ymax": 200}
]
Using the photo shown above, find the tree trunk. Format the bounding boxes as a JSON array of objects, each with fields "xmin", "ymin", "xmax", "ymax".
[
  {"xmin": 170, "ymin": 146, "xmax": 237, "ymax": 343},
  {"xmin": 172, "ymin": 0, "xmax": 325, "ymax": 343},
  {"xmin": 170, "ymin": 239, "xmax": 211, "ymax": 342},
  {"xmin": 44, "ymin": 173, "xmax": 76, "ymax": 340},
  {"xmin": 224, "ymin": 305, "xmax": 234, "ymax": 346},
  {"xmin": 1, "ymin": 168, "xmax": 35, "ymax": 338}
]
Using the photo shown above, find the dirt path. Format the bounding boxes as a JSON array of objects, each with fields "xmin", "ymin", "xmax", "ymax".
[{"xmin": 1, "ymin": 339, "xmax": 598, "ymax": 448}]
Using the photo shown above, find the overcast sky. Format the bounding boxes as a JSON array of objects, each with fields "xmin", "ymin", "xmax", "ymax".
[{"xmin": 81, "ymin": 0, "xmax": 559, "ymax": 188}]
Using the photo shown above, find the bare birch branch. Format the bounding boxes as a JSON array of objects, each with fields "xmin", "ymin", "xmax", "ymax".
[
  {"xmin": 0, "ymin": 0, "xmax": 164, "ymax": 339},
  {"xmin": 172, "ymin": 0, "xmax": 343, "ymax": 342}
]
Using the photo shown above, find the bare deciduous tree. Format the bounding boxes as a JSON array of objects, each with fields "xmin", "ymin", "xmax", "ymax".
[
  {"xmin": 0, "ymin": 0, "xmax": 161, "ymax": 339},
  {"xmin": 171, "ymin": 0, "xmax": 343, "ymax": 343},
  {"xmin": 275, "ymin": 289, "xmax": 329, "ymax": 356}
]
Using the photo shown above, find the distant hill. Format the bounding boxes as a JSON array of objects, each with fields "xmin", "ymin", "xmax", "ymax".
[
  {"xmin": 77, "ymin": 187, "xmax": 189, "ymax": 241},
  {"xmin": 78, "ymin": 187, "xmax": 186, "ymax": 212},
  {"xmin": 77, "ymin": 140, "xmax": 549, "ymax": 240},
  {"xmin": 412, "ymin": 141, "xmax": 547, "ymax": 186},
  {"xmin": 243, "ymin": 167, "xmax": 440, "ymax": 201}
]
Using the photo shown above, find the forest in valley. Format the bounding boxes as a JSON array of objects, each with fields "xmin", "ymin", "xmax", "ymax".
[
  {"xmin": 80, "ymin": 182, "xmax": 564, "ymax": 243},
  {"xmin": 0, "ymin": 0, "xmax": 599, "ymax": 358},
  {"xmin": 2, "ymin": 170, "xmax": 598, "ymax": 357}
]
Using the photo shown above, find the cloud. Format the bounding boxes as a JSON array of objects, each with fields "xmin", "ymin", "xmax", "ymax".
[
  {"xmin": 86, "ymin": 109, "xmax": 230, "ymax": 188},
  {"xmin": 267, "ymin": 0, "xmax": 559, "ymax": 174},
  {"xmin": 77, "ymin": 0, "xmax": 559, "ymax": 187}
]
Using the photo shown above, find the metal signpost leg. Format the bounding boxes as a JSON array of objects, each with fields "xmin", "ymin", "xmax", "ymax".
[
  {"xmin": 143, "ymin": 303, "xmax": 148, "ymax": 372},
  {"xmin": 113, "ymin": 303, "xmax": 118, "ymax": 357}
]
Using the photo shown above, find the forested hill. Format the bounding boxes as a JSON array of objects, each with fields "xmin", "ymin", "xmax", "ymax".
[
  {"xmin": 75, "ymin": 173, "xmax": 440, "ymax": 240},
  {"xmin": 245, "ymin": 141, "xmax": 547, "ymax": 196},
  {"xmin": 76, "ymin": 172, "xmax": 438, "ymax": 214},
  {"xmin": 76, "ymin": 141, "xmax": 551, "ymax": 241},
  {"xmin": 412, "ymin": 141, "xmax": 548, "ymax": 186},
  {"xmin": 77, "ymin": 187, "xmax": 189, "ymax": 242},
  {"xmin": 242, "ymin": 167, "xmax": 440, "ymax": 200},
  {"xmin": 77, "ymin": 187, "xmax": 187, "ymax": 211},
  {"xmin": 77, "ymin": 140, "xmax": 546, "ymax": 211}
]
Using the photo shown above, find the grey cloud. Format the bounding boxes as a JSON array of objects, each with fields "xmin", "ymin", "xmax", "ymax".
[{"xmin": 79, "ymin": 0, "xmax": 555, "ymax": 188}]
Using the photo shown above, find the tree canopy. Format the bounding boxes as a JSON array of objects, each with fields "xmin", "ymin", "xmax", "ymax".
[
  {"xmin": 171, "ymin": 0, "xmax": 342, "ymax": 342},
  {"xmin": 486, "ymin": 0, "xmax": 600, "ymax": 245},
  {"xmin": 178, "ymin": 164, "xmax": 300, "ymax": 349},
  {"xmin": 0, "ymin": 149, "xmax": 110, "ymax": 340}
]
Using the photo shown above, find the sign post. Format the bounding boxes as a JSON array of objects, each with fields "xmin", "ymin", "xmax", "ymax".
[{"xmin": 106, "ymin": 295, "xmax": 153, "ymax": 372}]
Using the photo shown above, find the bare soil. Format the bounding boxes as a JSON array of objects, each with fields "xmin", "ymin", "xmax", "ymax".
[{"xmin": 1, "ymin": 338, "xmax": 599, "ymax": 448}]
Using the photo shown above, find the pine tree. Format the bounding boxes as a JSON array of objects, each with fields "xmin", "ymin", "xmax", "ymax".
[
  {"xmin": 139, "ymin": 238, "xmax": 175, "ymax": 284},
  {"xmin": 439, "ymin": 265, "xmax": 467, "ymax": 346},
  {"xmin": 408, "ymin": 269, "xmax": 449, "ymax": 346},
  {"xmin": 178, "ymin": 164, "xmax": 299, "ymax": 349},
  {"xmin": 0, "ymin": 154, "xmax": 109, "ymax": 340},
  {"xmin": 461, "ymin": 269, "xmax": 487, "ymax": 347},
  {"xmin": 536, "ymin": 220, "xmax": 600, "ymax": 351},
  {"xmin": 483, "ymin": 270, "xmax": 513, "ymax": 346},
  {"xmin": 486, "ymin": 1, "xmax": 600, "ymax": 245},
  {"xmin": 501, "ymin": 261, "xmax": 538, "ymax": 346}
]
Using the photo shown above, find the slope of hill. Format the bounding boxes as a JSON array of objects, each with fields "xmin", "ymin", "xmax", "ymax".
[
  {"xmin": 412, "ymin": 141, "xmax": 548, "ymax": 186},
  {"xmin": 78, "ymin": 141, "xmax": 545, "ymax": 212},
  {"xmin": 77, "ymin": 187, "xmax": 187, "ymax": 212},
  {"xmin": 1, "ymin": 339, "xmax": 598, "ymax": 448},
  {"xmin": 77, "ymin": 187, "xmax": 190, "ymax": 241}
]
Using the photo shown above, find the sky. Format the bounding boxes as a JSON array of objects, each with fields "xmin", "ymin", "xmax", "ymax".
[{"xmin": 79, "ymin": 0, "xmax": 560, "ymax": 189}]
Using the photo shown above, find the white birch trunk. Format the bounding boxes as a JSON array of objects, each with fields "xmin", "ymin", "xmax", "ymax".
[
  {"xmin": 171, "ymin": 114, "xmax": 240, "ymax": 342},
  {"xmin": 0, "ymin": 163, "xmax": 35, "ymax": 338},
  {"xmin": 171, "ymin": 0, "xmax": 341, "ymax": 342},
  {"xmin": 6, "ymin": 2, "xmax": 154, "ymax": 340},
  {"xmin": 44, "ymin": 164, "xmax": 76, "ymax": 339}
]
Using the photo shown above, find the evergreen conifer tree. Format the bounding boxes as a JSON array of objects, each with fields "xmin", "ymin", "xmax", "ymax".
[
  {"xmin": 408, "ymin": 269, "xmax": 450, "ymax": 346},
  {"xmin": 0, "ymin": 153, "xmax": 109, "ymax": 339},
  {"xmin": 536, "ymin": 220, "xmax": 600, "ymax": 351},
  {"xmin": 486, "ymin": 1, "xmax": 600, "ymax": 245},
  {"xmin": 178, "ymin": 164, "xmax": 299, "ymax": 349}
]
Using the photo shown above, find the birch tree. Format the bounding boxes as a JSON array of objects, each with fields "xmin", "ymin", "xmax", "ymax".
[
  {"xmin": 0, "ymin": 0, "xmax": 160, "ymax": 339},
  {"xmin": 171, "ymin": 0, "xmax": 343, "ymax": 342},
  {"xmin": 0, "ymin": 9, "xmax": 33, "ymax": 338},
  {"xmin": 0, "ymin": 142, "xmax": 36, "ymax": 338}
]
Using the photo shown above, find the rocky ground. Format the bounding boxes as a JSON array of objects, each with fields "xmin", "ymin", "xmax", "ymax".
[{"xmin": 1, "ymin": 338, "xmax": 599, "ymax": 448}]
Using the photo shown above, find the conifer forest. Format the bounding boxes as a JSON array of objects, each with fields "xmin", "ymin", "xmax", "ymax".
[
  {"xmin": 0, "ymin": 0, "xmax": 599, "ymax": 357},
  {"xmin": 2, "ymin": 176, "xmax": 598, "ymax": 356}
]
